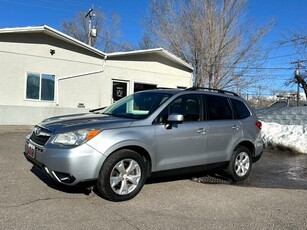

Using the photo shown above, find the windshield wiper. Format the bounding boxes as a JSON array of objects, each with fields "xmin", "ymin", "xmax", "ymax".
[
  {"xmin": 89, "ymin": 107, "xmax": 106, "ymax": 113},
  {"xmin": 101, "ymin": 113, "xmax": 138, "ymax": 119}
]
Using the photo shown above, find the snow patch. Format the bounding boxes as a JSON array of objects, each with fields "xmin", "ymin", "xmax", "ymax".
[{"xmin": 261, "ymin": 122, "xmax": 307, "ymax": 154}]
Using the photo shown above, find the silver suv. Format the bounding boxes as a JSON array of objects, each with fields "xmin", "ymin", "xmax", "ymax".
[{"xmin": 24, "ymin": 88, "xmax": 263, "ymax": 201}]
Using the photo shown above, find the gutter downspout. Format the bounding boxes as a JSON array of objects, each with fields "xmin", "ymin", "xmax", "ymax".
[
  {"xmin": 56, "ymin": 55, "xmax": 108, "ymax": 105},
  {"xmin": 191, "ymin": 71, "xmax": 194, "ymax": 87}
]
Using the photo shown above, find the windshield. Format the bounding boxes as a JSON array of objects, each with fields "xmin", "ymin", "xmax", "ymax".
[{"xmin": 101, "ymin": 92, "xmax": 172, "ymax": 119}]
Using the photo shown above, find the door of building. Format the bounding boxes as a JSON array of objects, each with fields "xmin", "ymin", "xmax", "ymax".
[{"xmin": 112, "ymin": 81, "xmax": 128, "ymax": 102}]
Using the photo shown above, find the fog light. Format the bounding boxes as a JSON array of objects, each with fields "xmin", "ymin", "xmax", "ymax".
[
  {"xmin": 44, "ymin": 166, "xmax": 50, "ymax": 175},
  {"xmin": 52, "ymin": 171, "xmax": 75, "ymax": 183}
]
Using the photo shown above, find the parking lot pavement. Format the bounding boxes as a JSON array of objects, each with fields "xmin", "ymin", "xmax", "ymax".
[{"xmin": 1, "ymin": 129, "xmax": 307, "ymax": 230}]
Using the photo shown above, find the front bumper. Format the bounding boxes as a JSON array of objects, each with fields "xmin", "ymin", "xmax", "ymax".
[{"xmin": 24, "ymin": 137, "xmax": 106, "ymax": 186}]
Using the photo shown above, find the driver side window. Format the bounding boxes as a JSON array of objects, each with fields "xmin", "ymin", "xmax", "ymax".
[{"xmin": 155, "ymin": 94, "xmax": 202, "ymax": 124}]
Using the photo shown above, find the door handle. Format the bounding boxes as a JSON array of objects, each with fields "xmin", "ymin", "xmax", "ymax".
[
  {"xmin": 197, "ymin": 128, "xmax": 206, "ymax": 134},
  {"xmin": 232, "ymin": 125, "xmax": 241, "ymax": 130}
]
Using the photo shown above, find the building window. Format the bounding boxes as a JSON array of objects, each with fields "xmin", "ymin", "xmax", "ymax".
[
  {"xmin": 134, "ymin": 83, "xmax": 157, "ymax": 92},
  {"xmin": 26, "ymin": 72, "xmax": 55, "ymax": 101}
]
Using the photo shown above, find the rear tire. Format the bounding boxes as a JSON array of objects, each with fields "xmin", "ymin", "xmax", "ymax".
[
  {"xmin": 96, "ymin": 149, "xmax": 147, "ymax": 202},
  {"xmin": 226, "ymin": 146, "xmax": 252, "ymax": 182}
]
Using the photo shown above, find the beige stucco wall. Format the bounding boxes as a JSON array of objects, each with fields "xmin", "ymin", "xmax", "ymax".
[
  {"xmin": 0, "ymin": 105, "xmax": 88, "ymax": 125},
  {"xmin": 58, "ymin": 71, "xmax": 110, "ymax": 108},
  {"xmin": 58, "ymin": 55, "xmax": 193, "ymax": 109},
  {"xmin": 56, "ymin": 53, "xmax": 193, "ymax": 109},
  {"xmin": 0, "ymin": 32, "xmax": 104, "ymax": 107},
  {"xmin": 0, "ymin": 32, "xmax": 192, "ymax": 124},
  {"xmin": 106, "ymin": 53, "xmax": 192, "ymax": 95}
]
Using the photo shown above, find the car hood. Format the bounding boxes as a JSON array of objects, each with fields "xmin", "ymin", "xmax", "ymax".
[{"xmin": 39, "ymin": 113, "xmax": 135, "ymax": 133}]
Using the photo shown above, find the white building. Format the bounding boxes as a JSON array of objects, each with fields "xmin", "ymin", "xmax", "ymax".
[{"xmin": 0, "ymin": 25, "xmax": 193, "ymax": 125}]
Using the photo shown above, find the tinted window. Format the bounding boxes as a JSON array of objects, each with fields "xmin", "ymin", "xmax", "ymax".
[
  {"xmin": 206, "ymin": 95, "xmax": 233, "ymax": 120},
  {"xmin": 231, "ymin": 99, "xmax": 251, "ymax": 119},
  {"xmin": 155, "ymin": 94, "xmax": 202, "ymax": 123}
]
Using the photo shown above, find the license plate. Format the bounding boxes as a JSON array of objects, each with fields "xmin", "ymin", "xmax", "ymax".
[{"xmin": 27, "ymin": 143, "xmax": 36, "ymax": 158}]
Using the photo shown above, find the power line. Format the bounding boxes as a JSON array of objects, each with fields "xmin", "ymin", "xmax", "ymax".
[
  {"xmin": 243, "ymin": 73, "xmax": 292, "ymax": 77},
  {"xmin": 223, "ymin": 65, "xmax": 293, "ymax": 70},
  {"xmin": 37, "ymin": 0, "xmax": 88, "ymax": 8},
  {"xmin": 188, "ymin": 43, "xmax": 305, "ymax": 66},
  {"xmin": 292, "ymin": 59, "xmax": 307, "ymax": 63},
  {"xmin": 237, "ymin": 53, "xmax": 302, "ymax": 64},
  {"xmin": 0, "ymin": 0, "xmax": 75, "ymax": 12},
  {"xmin": 0, "ymin": 0, "xmax": 88, "ymax": 8},
  {"xmin": 0, "ymin": 0, "xmax": 142, "ymax": 25}
]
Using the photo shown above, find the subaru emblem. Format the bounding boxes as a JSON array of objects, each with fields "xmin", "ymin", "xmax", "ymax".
[{"xmin": 34, "ymin": 127, "xmax": 41, "ymax": 136}]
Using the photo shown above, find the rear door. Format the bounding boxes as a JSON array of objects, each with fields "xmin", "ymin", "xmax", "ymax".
[{"xmin": 204, "ymin": 94, "xmax": 242, "ymax": 163}]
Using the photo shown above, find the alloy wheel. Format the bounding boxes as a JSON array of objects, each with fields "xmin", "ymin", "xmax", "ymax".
[
  {"xmin": 110, "ymin": 159, "xmax": 141, "ymax": 195},
  {"xmin": 234, "ymin": 152, "xmax": 250, "ymax": 177}
]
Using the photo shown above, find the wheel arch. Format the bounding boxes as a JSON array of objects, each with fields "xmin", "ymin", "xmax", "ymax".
[
  {"xmin": 107, "ymin": 145, "xmax": 152, "ymax": 177},
  {"xmin": 96, "ymin": 148, "xmax": 149, "ymax": 201},
  {"xmin": 226, "ymin": 141, "xmax": 254, "ymax": 182},
  {"xmin": 235, "ymin": 141, "xmax": 255, "ymax": 158}
]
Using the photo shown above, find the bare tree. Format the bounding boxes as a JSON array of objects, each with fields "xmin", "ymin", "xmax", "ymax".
[
  {"xmin": 100, "ymin": 13, "xmax": 134, "ymax": 52},
  {"xmin": 282, "ymin": 30, "xmax": 307, "ymax": 100},
  {"xmin": 138, "ymin": 33, "xmax": 156, "ymax": 50},
  {"xmin": 62, "ymin": 10, "xmax": 103, "ymax": 47},
  {"xmin": 143, "ymin": 0, "xmax": 273, "ymax": 90},
  {"xmin": 61, "ymin": 9, "xmax": 132, "ymax": 52},
  {"xmin": 283, "ymin": 30, "xmax": 307, "ymax": 57},
  {"xmin": 295, "ymin": 69, "xmax": 307, "ymax": 100}
]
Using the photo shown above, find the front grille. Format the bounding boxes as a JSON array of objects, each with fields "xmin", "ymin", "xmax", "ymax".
[{"xmin": 29, "ymin": 126, "xmax": 52, "ymax": 146}]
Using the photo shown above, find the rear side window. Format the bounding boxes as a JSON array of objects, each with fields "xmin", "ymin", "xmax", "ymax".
[
  {"xmin": 231, "ymin": 99, "xmax": 251, "ymax": 119},
  {"xmin": 205, "ymin": 95, "xmax": 233, "ymax": 120}
]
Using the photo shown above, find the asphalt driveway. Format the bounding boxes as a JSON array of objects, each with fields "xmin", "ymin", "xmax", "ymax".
[{"xmin": 0, "ymin": 128, "xmax": 306, "ymax": 229}]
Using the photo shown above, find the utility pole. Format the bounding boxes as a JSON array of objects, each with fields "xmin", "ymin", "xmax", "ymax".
[
  {"xmin": 85, "ymin": 5, "xmax": 95, "ymax": 46},
  {"xmin": 292, "ymin": 60, "xmax": 301, "ymax": 107}
]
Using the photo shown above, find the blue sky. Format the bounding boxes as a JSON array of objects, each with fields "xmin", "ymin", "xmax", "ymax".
[{"xmin": 0, "ymin": 0, "xmax": 306, "ymax": 95}]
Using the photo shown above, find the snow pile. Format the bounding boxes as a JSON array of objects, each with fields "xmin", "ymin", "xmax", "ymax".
[{"xmin": 261, "ymin": 122, "xmax": 307, "ymax": 154}]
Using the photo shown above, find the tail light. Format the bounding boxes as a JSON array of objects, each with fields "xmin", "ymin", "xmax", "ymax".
[{"xmin": 255, "ymin": 120, "xmax": 262, "ymax": 129}]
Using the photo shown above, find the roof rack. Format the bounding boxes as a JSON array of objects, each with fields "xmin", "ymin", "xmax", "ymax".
[
  {"xmin": 155, "ymin": 87, "xmax": 177, "ymax": 90},
  {"xmin": 185, "ymin": 87, "xmax": 239, "ymax": 97}
]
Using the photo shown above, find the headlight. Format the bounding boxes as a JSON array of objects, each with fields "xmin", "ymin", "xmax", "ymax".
[{"xmin": 53, "ymin": 129, "xmax": 101, "ymax": 146}]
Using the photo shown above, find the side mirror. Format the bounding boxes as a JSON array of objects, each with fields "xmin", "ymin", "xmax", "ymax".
[
  {"xmin": 167, "ymin": 114, "xmax": 184, "ymax": 123},
  {"xmin": 165, "ymin": 114, "xmax": 183, "ymax": 129}
]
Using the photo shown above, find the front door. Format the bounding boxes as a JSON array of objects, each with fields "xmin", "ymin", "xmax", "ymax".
[{"xmin": 154, "ymin": 94, "xmax": 207, "ymax": 171}]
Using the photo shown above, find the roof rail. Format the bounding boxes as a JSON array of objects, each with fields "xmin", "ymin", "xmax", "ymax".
[
  {"xmin": 185, "ymin": 87, "xmax": 239, "ymax": 97},
  {"xmin": 155, "ymin": 87, "xmax": 177, "ymax": 90}
]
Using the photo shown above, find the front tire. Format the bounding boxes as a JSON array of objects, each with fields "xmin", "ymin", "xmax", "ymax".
[
  {"xmin": 97, "ymin": 149, "xmax": 147, "ymax": 202},
  {"xmin": 227, "ymin": 146, "xmax": 252, "ymax": 182}
]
